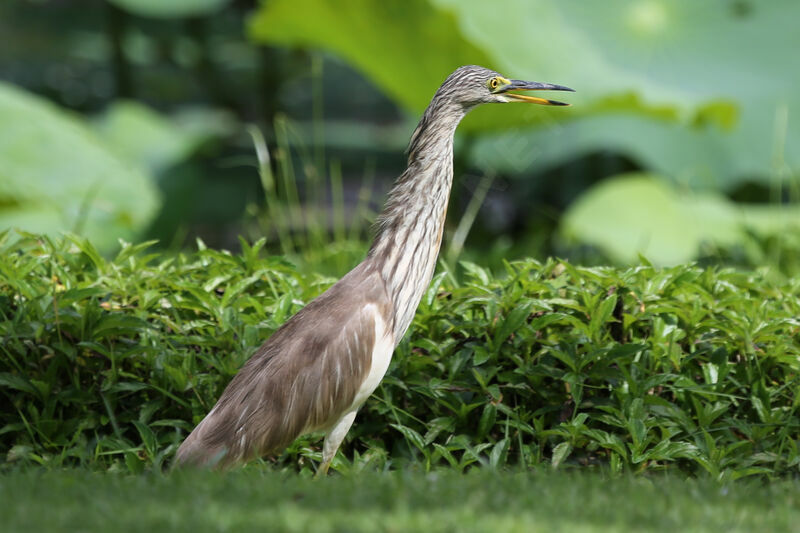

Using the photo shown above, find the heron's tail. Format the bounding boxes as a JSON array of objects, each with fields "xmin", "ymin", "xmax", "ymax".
[{"xmin": 172, "ymin": 408, "xmax": 231, "ymax": 470}]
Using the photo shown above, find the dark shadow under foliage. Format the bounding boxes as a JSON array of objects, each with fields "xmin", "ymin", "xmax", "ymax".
[{"xmin": 1, "ymin": 230, "xmax": 799, "ymax": 479}]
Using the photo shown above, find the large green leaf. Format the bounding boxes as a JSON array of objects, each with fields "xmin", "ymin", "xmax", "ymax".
[
  {"xmin": 0, "ymin": 83, "xmax": 160, "ymax": 251},
  {"xmin": 436, "ymin": 0, "xmax": 797, "ymax": 105},
  {"xmin": 248, "ymin": 0, "xmax": 494, "ymax": 112},
  {"xmin": 249, "ymin": 0, "xmax": 799, "ymax": 185},
  {"xmin": 470, "ymin": 115, "xmax": 737, "ymax": 190},
  {"xmin": 107, "ymin": 0, "xmax": 229, "ymax": 18},
  {"xmin": 561, "ymin": 173, "xmax": 800, "ymax": 264},
  {"xmin": 444, "ymin": 0, "xmax": 799, "ymax": 185},
  {"xmin": 93, "ymin": 101, "xmax": 236, "ymax": 175}
]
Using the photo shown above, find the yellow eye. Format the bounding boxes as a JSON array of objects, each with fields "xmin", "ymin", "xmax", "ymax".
[{"xmin": 489, "ymin": 78, "xmax": 499, "ymax": 90}]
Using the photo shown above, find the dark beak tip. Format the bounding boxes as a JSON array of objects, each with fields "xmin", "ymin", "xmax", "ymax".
[
  {"xmin": 549, "ymin": 84, "xmax": 575, "ymax": 93},
  {"xmin": 508, "ymin": 80, "xmax": 575, "ymax": 92}
]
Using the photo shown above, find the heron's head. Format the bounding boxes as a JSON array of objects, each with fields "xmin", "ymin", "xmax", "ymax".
[{"xmin": 440, "ymin": 65, "xmax": 574, "ymax": 108}]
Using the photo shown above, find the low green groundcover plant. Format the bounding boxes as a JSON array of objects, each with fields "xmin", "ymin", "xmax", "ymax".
[
  {"xmin": 1, "ymin": 230, "xmax": 798, "ymax": 478},
  {"xmin": 4, "ymin": 469, "xmax": 800, "ymax": 532}
]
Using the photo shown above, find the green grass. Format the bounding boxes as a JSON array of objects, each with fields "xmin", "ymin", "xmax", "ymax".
[
  {"xmin": 3, "ymin": 469, "xmax": 799, "ymax": 532},
  {"xmin": 1, "ymin": 230, "xmax": 799, "ymax": 478}
]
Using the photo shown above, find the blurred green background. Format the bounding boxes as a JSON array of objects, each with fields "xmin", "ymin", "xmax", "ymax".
[{"xmin": 2, "ymin": 0, "xmax": 799, "ymax": 273}]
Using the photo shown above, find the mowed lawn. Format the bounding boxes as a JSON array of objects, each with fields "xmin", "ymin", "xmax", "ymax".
[{"xmin": 3, "ymin": 469, "xmax": 798, "ymax": 532}]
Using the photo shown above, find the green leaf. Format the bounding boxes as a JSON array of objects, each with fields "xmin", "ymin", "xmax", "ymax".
[
  {"xmin": 584, "ymin": 429, "xmax": 627, "ymax": 460},
  {"xmin": 390, "ymin": 423, "xmax": 426, "ymax": 453},
  {"xmin": 493, "ymin": 301, "xmax": 534, "ymax": 353},
  {"xmin": 460, "ymin": 261, "xmax": 491, "ymax": 286},
  {"xmin": 248, "ymin": 0, "xmax": 493, "ymax": 113},
  {"xmin": 551, "ymin": 441, "xmax": 572, "ymax": 469},
  {"xmin": 65, "ymin": 234, "xmax": 106, "ymax": 272},
  {"xmin": 0, "ymin": 84, "xmax": 160, "ymax": 252},
  {"xmin": 124, "ymin": 451, "xmax": 145, "ymax": 474},
  {"xmin": 431, "ymin": 443, "xmax": 458, "ymax": 468},
  {"xmin": 750, "ymin": 396, "xmax": 771, "ymax": 424},
  {"xmin": 489, "ymin": 438, "xmax": 509, "ymax": 468},
  {"xmin": 0, "ymin": 373, "xmax": 37, "ymax": 395},
  {"xmin": 133, "ymin": 421, "xmax": 157, "ymax": 458},
  {"xmin": 477, "ymin": 404, "xmax": 497, "ymax": 440},
  {"xmin": 93, "ymin": 102, "xmax": 234, "ymax": 175},
  {"xmin": 472, "ymin": 346, "xmax": 491, "ymax": 366},
  {"xmin": 627, "ymin": 418, "xmax": 647, "ymax": 457},
  {"xmin": 92, "ymin": 315, "xmax": 152, "ymax": 340},
  {"xmin": 589, "ymin": 293, "xmax": 618, "ymax": 339},
  {"xmin": 561, "ymin": 173, "xmax": 800, "ymax": 264}
]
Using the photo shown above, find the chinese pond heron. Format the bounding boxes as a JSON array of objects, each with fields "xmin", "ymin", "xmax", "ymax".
[{"xmin": 174, "ymin": 65, "xmax": 573, "ymax": 475}]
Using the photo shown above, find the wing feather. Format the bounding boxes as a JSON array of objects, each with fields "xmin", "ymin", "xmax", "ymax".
[{"xmin": 175, "ymin": 263, "xmax": 392, "ymax": 468}]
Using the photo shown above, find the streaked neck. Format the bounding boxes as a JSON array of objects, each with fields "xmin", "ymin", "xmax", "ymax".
[{"xmin": 367, "ymin": 99, "xmax": 467, "ymax": 340}]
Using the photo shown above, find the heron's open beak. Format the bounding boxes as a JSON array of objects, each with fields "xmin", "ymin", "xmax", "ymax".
[{"xmin": 501, "ymin": 80, "xmax": 574, "ymax": 106}]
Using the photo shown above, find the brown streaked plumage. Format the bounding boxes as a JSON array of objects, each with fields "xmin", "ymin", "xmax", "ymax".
[{"xmin": 174, "ymin": 65, "xmax": 573, "ymax": 474}]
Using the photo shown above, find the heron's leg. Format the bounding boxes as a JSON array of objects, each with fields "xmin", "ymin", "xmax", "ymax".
[{"xmin": 316, "ymin": 410, "xmax": 357, "ymax": 478}]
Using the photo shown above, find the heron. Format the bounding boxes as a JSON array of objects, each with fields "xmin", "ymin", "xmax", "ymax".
[{"xmin": 174, "ymin": 65, "xmax": 573, "ymax": 474}]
